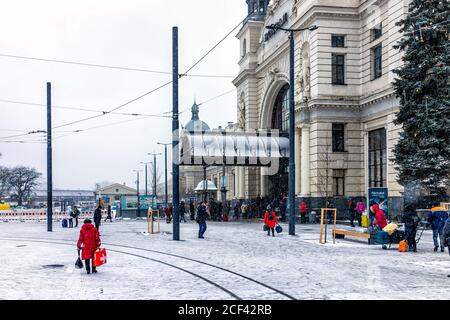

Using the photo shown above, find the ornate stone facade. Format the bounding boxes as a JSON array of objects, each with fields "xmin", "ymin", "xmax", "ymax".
[{"xmin": 233, "ymin": 0, "xmax": 410, "ymax": 215}]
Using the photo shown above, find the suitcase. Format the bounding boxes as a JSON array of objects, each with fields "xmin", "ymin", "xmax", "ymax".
[
  {"xmin": 62, "ymin": 219, "xmax": 68, "ymax": 228},
  {"xmin": 361, "ymin": 215, "xmax": 370, "ymax": 227},
  {"xmin": 93, "ymin": 248, "xmax": 107, "ymax": 267}
]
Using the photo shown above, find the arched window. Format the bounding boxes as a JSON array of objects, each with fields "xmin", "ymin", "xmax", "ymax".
[{"xmin": 271, "ymin": 84, "xmax": 290, "ymax": 131}]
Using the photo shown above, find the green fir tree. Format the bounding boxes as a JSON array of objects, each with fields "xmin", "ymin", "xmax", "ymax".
[{"xmin": 392, "ymin": 0, "xmax": 450, "ymax": 204}]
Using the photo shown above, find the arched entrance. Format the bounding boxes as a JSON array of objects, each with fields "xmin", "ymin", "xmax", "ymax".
[{"xmin": 268, "ymin": 83, "xmax": 289, "ymax": 199}]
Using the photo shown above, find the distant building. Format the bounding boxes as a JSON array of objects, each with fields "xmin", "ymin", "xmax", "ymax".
[
  {"xmin": 32, "ymin": 189, "xmax": 95, "ymax": 204},
  {"xmin": 94, "ymin": 183, "xmax": 137, "ymax": 204}
]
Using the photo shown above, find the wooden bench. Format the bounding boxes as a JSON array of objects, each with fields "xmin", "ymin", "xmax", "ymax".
[{"xmin": 333, "ymin": 229, "xmax": 370, "ymax": 240}]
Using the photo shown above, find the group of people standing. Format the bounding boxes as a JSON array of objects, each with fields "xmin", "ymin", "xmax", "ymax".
[{"xmin": 65, "ymin": 205, "xmax": 81, "ymax": 228}]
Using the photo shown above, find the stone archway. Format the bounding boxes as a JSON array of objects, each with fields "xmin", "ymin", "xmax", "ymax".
[
  {"xmin": 259, "ymin": 76, "xmax": 289, "ymax": 198},
  {"xmin": 259, "ymin": 75, "xmax": 289, "ymax": 129}
]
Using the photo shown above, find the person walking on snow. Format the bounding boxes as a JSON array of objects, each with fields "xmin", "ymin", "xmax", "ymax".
[
  {"xmin": 66, "ymin": 205, "xmax": 74, "ymax": 228},
  {"xmin": 179, "ymin": 201, "xmax": 187, "ymax": 223},
  {"xmin": 93, "ymin": 204, "xmax": 103, "ymax": 234},
  {"xmin": 401, "ymin": 203, "xmax": 420, "ymax": 252},
  {"xmin": 264, "ymin": 205, "xmax": 278, "ymax": 237},
  {"xmin": 189, "ymin": 201, "xmax": 195, "ymax": 221},
  {"xmin": 428, "ymin": 202, "xmax": 449, "ymax": 252},
  {"xmin": 443, "ymin": 216, "xmax": 450, "ymax": 257},
  {"xmin": 348, "ymin": 197, "xmax": 357, "ymax": 227},
  {"xmin": 73, "ymin": 205, "xmax": 80, "ymax": 227},
  {"xmin": 104, "ymin": 204, "xmax": 112, "ymax": 222},
  {"xmin": 299, "ymin": 199, "xmax": 308, "ymax": 224},
  {"xmin": 196, "ymin": 201, "xmax": 209, "ymax": 239},
  {"xmin": 77, "ymin": 219, "xmax": 101, "ymax": 274}
]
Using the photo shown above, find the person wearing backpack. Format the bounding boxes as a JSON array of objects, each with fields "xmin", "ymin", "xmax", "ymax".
[{"xmin": 264, "ymin": 205, "xmax": 277, "ymax": 237}]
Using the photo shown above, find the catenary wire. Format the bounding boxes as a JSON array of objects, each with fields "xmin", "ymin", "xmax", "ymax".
[{"xmin": 0, "ymin": 53, "xmax": 235, "ymax": 79}]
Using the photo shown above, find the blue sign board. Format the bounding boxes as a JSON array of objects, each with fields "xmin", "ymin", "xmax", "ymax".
[{"xmin": 368, "ymin": 187, "xmax": 389, "ymax": 218}]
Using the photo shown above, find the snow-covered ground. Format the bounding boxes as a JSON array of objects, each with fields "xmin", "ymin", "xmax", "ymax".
[{"xmin": 0, "ymin": 219, "xmax": 449, "ymax": 300}]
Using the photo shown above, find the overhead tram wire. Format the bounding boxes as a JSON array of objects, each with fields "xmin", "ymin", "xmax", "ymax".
[
  {"xmin": 48, "ymin": 14, "xmax": 249, "ymax": 130},
  {"xmin": 1, "ymin": 13, "xmax": 251, "ymax": 140},
  {"xmin": 181, "ymin": 13, "xmax": 252, "ymax": 77},
  {"xmin": 0, "ymin": 98, "xmax": 172, "ymax": 118},
  {"xmin": 0, "ymin": 53, "xmax": 234, "ymax": 79},
  {"xmin": 51, "ymin": 80, "xmax": 173, "ymax": 130},
  {"xmin": 0, "ymin": 88, "xmax": 235, "ymax": 142}
]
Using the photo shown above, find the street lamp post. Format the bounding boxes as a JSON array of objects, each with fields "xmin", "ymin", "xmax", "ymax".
[
  {"xmin": 265, "ymin": 23, "xmax": 318, "ymax": 236},
  {"xmin": 157, "ymin": 142, "xmax": 171, "ymax": 210},
  {"xmin": 133, "ymin": 170, "xmax": 142, "ymax": 218},
  {"xmin": 148, "ymin": 152, "xmax": 162, "ymax": 203},
  {"xmin": 140, "ymin": 162, "xmax": 151, "ymax": 197}
]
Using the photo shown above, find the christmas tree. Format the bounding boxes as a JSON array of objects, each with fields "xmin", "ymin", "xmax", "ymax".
[{"xmin": 392, "ymin": 0, "xmax": 450, "ymax": 204}]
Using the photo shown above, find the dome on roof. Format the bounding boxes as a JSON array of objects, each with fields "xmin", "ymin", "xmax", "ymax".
[
  {"xmin": 194, "ymin": 180, "xmax": 218, "ymax": 192},
  {"xmin": 184, "ymin": 101, "xmax": 210, "ymax": 133}
]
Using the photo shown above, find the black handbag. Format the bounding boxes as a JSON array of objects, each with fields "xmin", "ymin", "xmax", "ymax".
[
  {"xmin": 75, "ymin": 249, "xmax": 83, "ymax": 269},
  {"xmin": 263, "ymin": 224, "xmax": 269, "ymax": 231}
]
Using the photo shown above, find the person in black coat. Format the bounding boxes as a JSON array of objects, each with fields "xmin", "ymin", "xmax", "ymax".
[
  {"xmin": 93, "ymin": 204, "xmax": 103, "ymax": 233},
  {"xmin": 72, "ymin": 205, "xmax": 81, "ymax": 227},
  {"xmin": 196, "ymin": 202, "xmax": 209, "ymax": 239},
  {"xmin": 401, "ymin": 204, "xmax": 420, "ymax": 252},
  {"xmin": 104, "ymin": 204, "xmax": 112, "ymax": 222},
  {"xmin": 189, "ymin": 201, "xmax": 195, "ymax": 220}
]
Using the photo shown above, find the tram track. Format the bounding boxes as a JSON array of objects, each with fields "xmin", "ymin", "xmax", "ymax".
[{"xmin": 0, "ymin": 236, "xmax": 296, "ymax": 300}]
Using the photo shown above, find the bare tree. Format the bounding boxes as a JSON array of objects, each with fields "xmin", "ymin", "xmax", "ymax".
[
  {"xmin": 8, "ymin": 166, "xmax": 42, "ymax": 205},
  {"xmin": 0, "ymin": 166, "xmax": 11, "ymax": 198},
  {"xmin": 314, "ymin": 124, "xmax": 332, "ymax": 205}
]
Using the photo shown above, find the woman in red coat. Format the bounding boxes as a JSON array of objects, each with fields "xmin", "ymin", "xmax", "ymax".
[
  {"xmin": 77, "ymin": 219, "xmax": 101, "ymax": 274},
  {"xmin": 299, "ymin": 200, "xmax": 308, "ymax": 224},
  {"xmin": 373, "ymin": 204, "xmax": 387, "ymax": 230},
  {"xmin": 264, "ymin": 205, "xmax": 278, "ymax": 237}
]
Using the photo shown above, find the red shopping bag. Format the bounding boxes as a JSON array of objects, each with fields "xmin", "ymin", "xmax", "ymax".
[{"xmin": 93, "ymin": 248, "xmax": 107, "ymax": 267}]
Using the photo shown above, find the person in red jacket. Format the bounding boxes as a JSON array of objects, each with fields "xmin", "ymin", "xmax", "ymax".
[
  {"xmin": 372, "ymin": 204, "xmax": 387, "ymax": 230},
  {"xmin": 77, "ymin": 219, "xmax": 101, "ymax": 274},
  {"xmin": 264, "ymin": 205, "xmax": 278, "ymax": 237},
  {"xmin": 299, "ymin": 199, "xmax": 308, "ymax": 224}
]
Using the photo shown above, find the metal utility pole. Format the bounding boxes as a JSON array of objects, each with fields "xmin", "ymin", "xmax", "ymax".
[
  {"xmin": 157, "ymin": 142, "xmax": 171, "ymax": 210},
  {"xmin": 133, "ymin": 170, "xmax": 142, "ymax": 217},
  {"xmin": 47, "ymin": 82, "xmax": 52, "ymax": 232},
  {"xmin": 140, "ymin": 161, "xmax": 151, "ymax": 196},
  {"xmin": 148, "ymin": 152, "xmax": 161, "ymax": 200},
  {"xmin": 172, "ymin": 26, "xmax": 180, "ymax": 241},
  {"xmin": 266, "ymin": 23, "xmax": 318, "ymax": 236}
]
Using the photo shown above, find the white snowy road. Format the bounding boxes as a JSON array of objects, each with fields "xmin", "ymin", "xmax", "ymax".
[{"xmin": 0, "ymin": 219, "xmax": 449, "ymax": 300}]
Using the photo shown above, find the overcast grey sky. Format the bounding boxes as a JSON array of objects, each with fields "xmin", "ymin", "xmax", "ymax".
[{"xmin": 0, "ymin": 0, "xmax": 245, "ymax": 190}]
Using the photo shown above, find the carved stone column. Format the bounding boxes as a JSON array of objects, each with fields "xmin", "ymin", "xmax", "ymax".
[
  {"xmin": 300, "ymin": 124, "xmax": 311, "ymax": 196},
  {"xmin": 295, "ymin": 127, "xmax": 302, "ymax": 194}
]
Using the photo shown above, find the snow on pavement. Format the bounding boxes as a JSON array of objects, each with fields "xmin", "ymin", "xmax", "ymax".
[{"xmin": 0, "ymin": 219, "xmax": 449, "ymax": 300}]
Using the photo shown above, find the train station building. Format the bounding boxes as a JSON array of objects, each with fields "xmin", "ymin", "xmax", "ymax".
[{"xmin": 231, "ymin": 0, "xmax": 407, "ymax": 214}]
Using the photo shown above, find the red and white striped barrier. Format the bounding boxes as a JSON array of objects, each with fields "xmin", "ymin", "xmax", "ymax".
[{"xmin": 0, "ymin": 210, "xmax": 102, "ymax": 223}]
